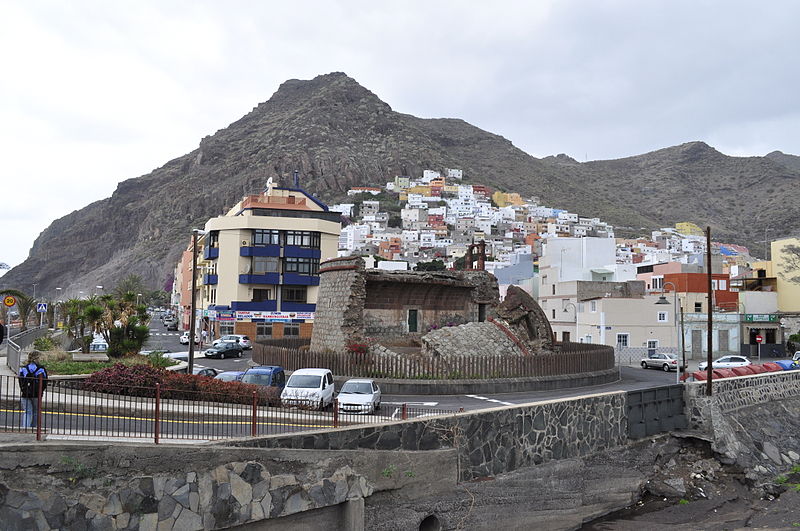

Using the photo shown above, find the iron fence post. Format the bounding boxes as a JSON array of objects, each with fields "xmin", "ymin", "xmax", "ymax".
[
  {"xmin": 251, "ymin": 391, "xmax": 258, "ymax": 437},
  {"xmin": 36, "ymin": 374, "xmax": 43, "ymax": 441},
  {"xmin": 333, "ymin": 399, "xmax": 339, "ymax": 428},
  {"xmin": 154, "ymin": 384, "xmax": 161, "ymax": 444}
]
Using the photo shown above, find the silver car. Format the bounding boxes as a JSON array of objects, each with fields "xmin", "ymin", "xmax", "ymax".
[
  {"xmin": 337, "ymin": 379, "xmax": 381, "ymax": 414},
  {"xmin": 640, "ymin": 353, "xmax": 683, "ymax": 372}
]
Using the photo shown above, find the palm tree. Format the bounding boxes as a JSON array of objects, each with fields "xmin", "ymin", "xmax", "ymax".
[{"xmin": 15, "ymin": 294, "xmax": 36, "ymax": 331}]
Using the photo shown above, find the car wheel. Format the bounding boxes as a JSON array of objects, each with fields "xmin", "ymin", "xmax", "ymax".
[
  {"xmin": 237, "ymin": 350, "xmax": 242, "ymax": 358},
  {"xmin": 662, "ymin": 364, "xmax": 670, "ymax": 372},
  {"xmin": 375, "ymin": 401, "xmax": 381, "ymax": 411},
  {"xmin": 641, "ymin": 361, "xmax": 648, "ymax": 369}
]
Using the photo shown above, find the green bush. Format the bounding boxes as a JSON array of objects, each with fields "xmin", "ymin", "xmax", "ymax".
[{"xmin": 33, "ymin": 336, "xmax": 56, "ymax": 351}]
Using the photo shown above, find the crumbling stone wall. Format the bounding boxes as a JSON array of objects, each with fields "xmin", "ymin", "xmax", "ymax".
[
  {"xmin": 310, "ymin": 258, "xmax": 500, "ymax": 352},
  {"xmin": 422, "ymin": 322, "xmax": 526, "ymax": 357},
  {"xmin": 310, "ymin": 256, "xmax": 366, "ymax": 352}
]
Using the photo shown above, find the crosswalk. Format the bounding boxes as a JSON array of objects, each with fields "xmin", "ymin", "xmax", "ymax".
[{"xmin": 149, "ymin": 332, "xmax": 180, "ymax": 336}]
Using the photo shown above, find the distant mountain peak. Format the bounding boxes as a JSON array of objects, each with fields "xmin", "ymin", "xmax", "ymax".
[{"xmin": 542, "ymin": 153, "xmax": 579, "ymax": 165}]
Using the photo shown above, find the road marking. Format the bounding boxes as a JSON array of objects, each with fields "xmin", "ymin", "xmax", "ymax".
[
  {"xmin": 465, "ymin": 394, "xmax": 514, "ymax": 406},
  {"xmin": 383, "ymin": 401, "xmax": 438, "ymax": 407}
]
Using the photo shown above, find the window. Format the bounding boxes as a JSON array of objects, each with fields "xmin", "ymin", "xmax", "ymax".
[
  {"xmin": 719, "ymin": 279, "xmax": 727, "ymax": 290},
  {"xmin": 562, "ymin": 331, "xmax": 570, "ymax": 342},
  {"xmin": 256, "ymin": 322, "xmax": 273, "ymax": 337},
  {"xmin": 285, "ymin": 231, "xmax": 320, "ymax": 248},
  {"xmin": 585, "ymin": 335, "xmax": 592, "ymax": 343},
  {"xmin": 210, "ymin": 288, "xmax": 216, "ymax": 304},
  {"xmin": 284, "ymin": 257, "xmax": 319, "ymax": 275},
  {"xmin": 658, "ymin": 311, "xmax": 668, "ymax": 322},
  {"xmin": 552, "ymin": 285, "xmax": 556, "ymax": 295},
  {"xmin": 253, "ymin": 256, "xmax": 279, "ymax": 274},
  {"xmin": 552, "ymin": 309, "xmax": 556, "ymax": 319},
  {"xmin": 253, "ymin": 289, "xmax": 273, "ymax": 302},
  {"xmin": 284, "ymin": 324, "xmax": 300, "ymax": 336},
  {"xmin": 694, "ymin": 302, "xmax": 702, "ymax": 312},
  {"xmin": 616, "ymin": 333, "xmax": 629, "ymax": 348},
  {"xmin": 647, "ymin": 340, "xmax": 659, "ymax": 349},
  {"xmin": 711, "ymin": 279, "xmax": 718, "ymax": 290},
  {"xmin": 253, "ymin": 229, "xmax": 280, "ymax": 246},
  {"xmin": 282, "ymin": 286, "xmax": 307, "ymax": 303},
  {"xmin": 652, "ymin": 277, "xmax": 663, "ymax": 290},
  {"xmin": 590, "ymin": 301, "xmax": 597, "ymax": 313},
  {"xmin": 219, "ymin": 323, "xmax": 234, "ymax": 336}
]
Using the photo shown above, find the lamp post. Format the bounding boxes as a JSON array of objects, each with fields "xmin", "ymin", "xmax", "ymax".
[
  {"xmin": 187, "ymin": 229, "xmax": 207, "ymax": 374},
  {"xmin": 655, "ymin": 281, "xmax": 683, "ymax": 384},
  {"xmin": 55, "ymin": 288, "xmax": 62, "ymax": 329},
  {"xmin": 563, "ymin": 301, "xmax": 578, "ymax": 343}
]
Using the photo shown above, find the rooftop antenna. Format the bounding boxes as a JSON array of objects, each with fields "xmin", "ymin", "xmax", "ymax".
[{"xmin": 293, "ymin": 170, "xmax": 300, "ymax": 188}]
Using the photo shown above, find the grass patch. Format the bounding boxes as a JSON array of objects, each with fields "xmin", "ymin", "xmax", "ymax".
[
  {"xmin": 678, "ymin": 498, "xmax": 690, "ymax": 505},
  {"xmin": 45, "ymin": 352, "xmax": 178, "ymax": 375}
]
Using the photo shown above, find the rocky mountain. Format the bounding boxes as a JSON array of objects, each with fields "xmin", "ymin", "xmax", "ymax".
[{"xmin": 3, "ymin": 72, "xmax": 800, "ymax": 294}]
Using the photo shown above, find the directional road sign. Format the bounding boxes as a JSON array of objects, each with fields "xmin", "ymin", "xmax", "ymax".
[{"xmin": 37, "ymin": 303, "xmax": 48, "ymax": 313}]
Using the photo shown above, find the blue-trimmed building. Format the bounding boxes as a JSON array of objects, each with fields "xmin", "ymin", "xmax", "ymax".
[{"xmin": 198, "ymin": 186, "xmax": 341, "ymax": 339}]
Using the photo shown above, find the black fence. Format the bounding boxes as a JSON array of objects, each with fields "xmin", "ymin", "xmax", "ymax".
[{"xmin": 626, "ymin": 384, "xmax": 686, "ymax": 439}]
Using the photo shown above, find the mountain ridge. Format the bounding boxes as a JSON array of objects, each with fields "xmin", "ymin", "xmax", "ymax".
[{"xmin": 3, "ymin": 72, "xmax": 799, "ymax": 293}]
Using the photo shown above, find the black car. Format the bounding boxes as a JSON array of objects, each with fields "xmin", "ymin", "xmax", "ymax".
[{"xmin": 203, "ymin": 341, "xmax": 243, "ymax": 359}]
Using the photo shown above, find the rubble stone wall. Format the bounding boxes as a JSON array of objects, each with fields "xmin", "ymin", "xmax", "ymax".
[
  {"xmin": 422, "ymin": 321, "xmax": 525, "ymax": 357},
  {"xmin": 232, "ymin": 391, "xmax": 628, "ymax": 482}
]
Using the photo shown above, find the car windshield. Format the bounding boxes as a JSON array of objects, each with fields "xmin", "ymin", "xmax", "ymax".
[
  {"xmin": 341, "ymin": 382, "xmax": 372, "ymax": 394},
  {"xmin": 242, "ymin": 373, "xmax": 272, "ymax": 385},
  {"xmin": 287, "ymin": 375, "xmax": 322, "ymax": 388}
]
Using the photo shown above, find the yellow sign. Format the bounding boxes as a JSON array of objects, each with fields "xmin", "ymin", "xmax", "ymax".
[{"xmin": 3, "ymin": 295, "xmax": 16, "ymax": 307}]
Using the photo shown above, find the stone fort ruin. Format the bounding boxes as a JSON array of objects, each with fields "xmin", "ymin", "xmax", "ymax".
[{"xmin": 310, "ymin": 256, "xmax": 554, "ymax": 357}]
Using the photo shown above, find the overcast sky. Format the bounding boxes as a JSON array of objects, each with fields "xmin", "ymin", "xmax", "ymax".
[{"xmin": 2, "ymin": 1, "xmax": 798, "ymax": 273}]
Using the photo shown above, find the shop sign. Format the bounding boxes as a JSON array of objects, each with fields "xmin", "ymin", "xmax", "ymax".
[{"xmin": 744, "ymin": 314, "xmax": 779, "ymax": 322}]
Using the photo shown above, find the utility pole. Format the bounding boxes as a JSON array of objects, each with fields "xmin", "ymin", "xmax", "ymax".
[
  {"xmin": 706, "ymin": 226, "xmax": 713, "ymax": 396},
  {"xmin": 188, "ymin": 230, "xmax": 199, "ymax": 374}
]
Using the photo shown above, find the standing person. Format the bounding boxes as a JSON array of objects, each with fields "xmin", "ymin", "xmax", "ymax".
[{"xmin": 19, "ymin": 351, "xmax": 48, "ymax": 429}]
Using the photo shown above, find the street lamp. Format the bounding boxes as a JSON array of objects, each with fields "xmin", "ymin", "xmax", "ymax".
[
  {"xmin": 55, "ymin": 288, "xmax": 62, "ymax": 329},
  {"xmin": 655, "ymin": 281, "xmax": 684, "ymax": 384},
  {"xmin": 188, "ymin": 229, "xmax": 208, "ymax": 374},
  {"xmin": 563, "ymin": 301, "xmax": 578, "ymax": 343}
]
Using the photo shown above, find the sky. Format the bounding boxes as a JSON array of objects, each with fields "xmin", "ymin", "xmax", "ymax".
[{"xmin": 2, "ymin": 0, "xmax": 799, "ymax": 273}]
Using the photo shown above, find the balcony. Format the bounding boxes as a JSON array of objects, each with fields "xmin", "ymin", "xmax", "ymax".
[
  {"xmin": 203, "ymin": 274, "xmax": 218, "ymax": 285},
  {"xmin": 204, "ymin": 247, "xmax": 219, "ymax": 260},
  {"xmin": 281, "ymin": 302, "xmax": 316, "ymax": 313},
  {"xmin": 231, "ymin": 300, "xmax": 278, "ymax": 312},
  {"xmin": 239, "ymin": 273, "xmax": 280, "ymax": 285},
  {"xmin": 284, "ymin": 246, "xmax": 321, "ymax": 259},
  {"xmin": 283, "ymin": 273, "xmax": 320, "ymax": 286},
  {"xmin": 240, "ymin": 245, "xmax": 280, "ymax": 257}
]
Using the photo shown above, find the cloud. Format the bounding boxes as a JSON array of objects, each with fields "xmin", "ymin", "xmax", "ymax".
[{"xmin": 2, "ymin": 0, "xmax": 799, "ymax": 269}]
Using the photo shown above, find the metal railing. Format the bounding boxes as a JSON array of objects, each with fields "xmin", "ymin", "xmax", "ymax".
[
  {"xmin": 0, "ymin": 375, "xmax": 457, "ymax": 442},
  {"xmin": 5, "ymin": 325, "xmax": 49, "ymax": 373},
  {"xmin": 253, "ymin": 343, "xmax": 616, "ymax": 379}
]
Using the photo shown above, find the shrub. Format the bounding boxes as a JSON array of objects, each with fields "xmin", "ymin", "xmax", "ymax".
[{"xmin": 34, "ymin": 336, "xmax": 56, "ymax": 351}]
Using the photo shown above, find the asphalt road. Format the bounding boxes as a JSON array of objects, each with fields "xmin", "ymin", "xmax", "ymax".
[{"xmin": 143, "ymin": 330, "xmax": 680, "ymax": 412}]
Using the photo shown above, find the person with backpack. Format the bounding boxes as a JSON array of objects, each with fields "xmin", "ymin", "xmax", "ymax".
[{"xmin": 18, "ymin": 351, "xmax": 48, "ymax": 429}]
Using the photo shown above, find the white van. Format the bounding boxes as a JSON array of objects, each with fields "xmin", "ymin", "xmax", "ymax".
[{"xmin": 280, "ymin": 368, "xmax": 335, "ymax": 410}]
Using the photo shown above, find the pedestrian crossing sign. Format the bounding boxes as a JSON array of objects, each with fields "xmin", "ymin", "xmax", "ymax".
[{"xmin": 37, "ymin": 303, "xmax": 48, "ymax": 313}]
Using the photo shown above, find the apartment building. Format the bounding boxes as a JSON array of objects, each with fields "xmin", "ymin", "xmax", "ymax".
[{"xmin": 198, "ymin": 186, "xmax": 341, "ymax": 340}]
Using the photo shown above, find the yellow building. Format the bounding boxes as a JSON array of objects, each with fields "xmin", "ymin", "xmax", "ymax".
[
  {"xmin": 675, "ymin": 222, "xmax": 705, "ymax": 237},
  {"xmin": 408, "ymin": 185, "xmax": 432, "ymax": 197},
  {"xmin": 772, "ymin": 237, "xmax": 800, "ymax": 312},
  {"xmin": 198, "ymin": 186, "xmax": 341, "ymax": 339}
]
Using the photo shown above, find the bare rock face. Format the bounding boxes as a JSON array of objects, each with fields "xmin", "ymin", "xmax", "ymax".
[{"xmin": 494, "ymin": 285, "xmax": 555, "ymax": 352}]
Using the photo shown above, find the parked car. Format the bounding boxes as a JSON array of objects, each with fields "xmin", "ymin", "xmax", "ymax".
[
  {"xmin": 698, "ymin": 355, "xmax": 752, "ymax": 371},
  {"xmin": 240, "ymin": 366, "xmax": 286, "ymax": 388},
  {"xmin": 214, "ymin": 371, "xmax": 246, "ymax": 382},
  {"xmin": 162, "ymin": 351, "xmax": 189, "ymax": 361},
  {"xmin": 203, "ymin": 341, "xmax": 243, "ymax": 359},
  {"xmin": 192, "ymin": 367, "xmax": 219, "ymax": 378},
  {"xmin": 337, "ymin": 379, "xmax": 381, "ymax": 414},
  {"xmin": 281, "ymin": 368, "xmax": 335, "ymax": 410},
  {"xmin": 212, "ymin": 334, "xmax": 252, "ymax": 350},
  {"xmin": 640, "ymin": 353, "xmax": 684, "ymax": 372},
  {"xmin": 166, "ymin": 321, "xmax": 178, "ymax": 331},
  {"xmin": 88, "ymin": 340, "xmax": 109, "ymax": 353},
  {"xmin": 179, "ymin": 331, "xmax": 200, "ymax": 345}
]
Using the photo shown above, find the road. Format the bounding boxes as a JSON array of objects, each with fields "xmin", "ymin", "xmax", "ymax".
[{"xmin": 143, "ymin": 330, "xmax": 680, "ymax": 412}]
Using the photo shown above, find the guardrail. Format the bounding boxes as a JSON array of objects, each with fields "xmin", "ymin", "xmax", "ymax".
[
  {"xmin": 252, "ymin": 343, "xmax": 616, "ymax": 379},
  {"xmin": 5, "ymin": 326, "xmax": 50, "ymax": 373},
  {"xmin": 0, "ymin": 375, "xmax": 457, "ymax": 442}
]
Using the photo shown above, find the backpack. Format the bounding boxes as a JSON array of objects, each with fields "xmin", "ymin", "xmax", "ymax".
[{"xmin": 19, "ymin": 362, "xmax": 48, "ymax": 398}]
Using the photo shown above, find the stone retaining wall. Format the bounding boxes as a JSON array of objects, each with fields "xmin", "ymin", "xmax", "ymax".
[{"xmin": 231, "ymin": 391, "xmax": 627, "ymax": 481}]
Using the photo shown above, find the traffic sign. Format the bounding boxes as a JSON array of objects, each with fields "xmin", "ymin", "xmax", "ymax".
[
  {"xmin": 755, "ymin": 335, "xmax": 763, "ymax": 344},
  {"xmin": 36, "ymin": 303, "xmax": 48, "ymax": 313},
  {"xmin": 3, "ymin": 295, "xmax": 15, "ymax": 307}
]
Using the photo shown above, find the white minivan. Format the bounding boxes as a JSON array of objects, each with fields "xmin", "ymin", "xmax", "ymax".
[{"xmin": 280, "ymin": 368, "xmax": 335, "ymax": 410}]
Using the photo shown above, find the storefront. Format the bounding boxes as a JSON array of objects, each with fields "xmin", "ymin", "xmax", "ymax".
[{"xmin": 741, "ymin": 313, "xmax": 785, "ymax": 358}]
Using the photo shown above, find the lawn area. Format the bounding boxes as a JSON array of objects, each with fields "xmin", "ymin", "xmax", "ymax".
[{"xmin": 43, "ymin": 351, "xmax": 179, "ymax": 375}]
